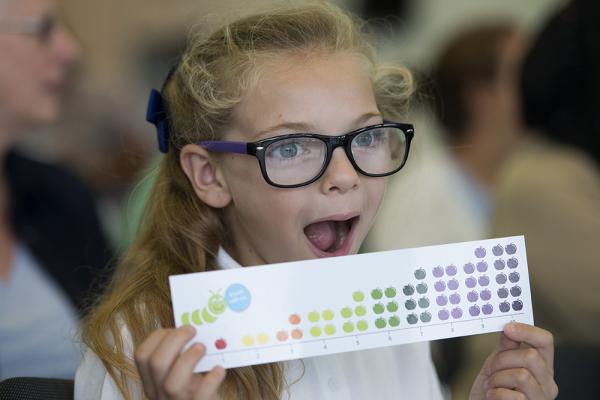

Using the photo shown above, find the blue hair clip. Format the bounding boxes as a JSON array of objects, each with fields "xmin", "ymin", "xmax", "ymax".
[{"xmin": 146, "ymin": 89, "xmax": 169, "ymax": 153}]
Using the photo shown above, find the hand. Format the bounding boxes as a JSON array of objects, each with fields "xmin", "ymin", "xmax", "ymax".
[
  {"xmin": 134, "ymin": 325, "xmax": 226, "ymax": 400},
  {"xmin": 469, "ymin": 322, "xmax": 558, "ymax": 400}
]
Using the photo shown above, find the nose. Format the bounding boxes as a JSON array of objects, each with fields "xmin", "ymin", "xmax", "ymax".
[
  {"xmin": 320, "ymin": 147, "xmax": 360, "ymax": 194},
  {"xmin": 51, "ymin": 23, "xmax": 81, "ymax": 67}
]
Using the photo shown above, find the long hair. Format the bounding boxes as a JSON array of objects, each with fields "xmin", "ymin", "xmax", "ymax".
[{"xmin": 81, "ymin": 2, "xmax": 414, "ymax": 399}]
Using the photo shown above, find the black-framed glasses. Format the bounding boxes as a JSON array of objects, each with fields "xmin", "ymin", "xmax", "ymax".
[
  {"xmin": 0, "ymin": 15, "xmax": 58, "ymax": 44},
  {"xmin": 199, "ymin": 121, "xmax": 414, "ymax": 188}
]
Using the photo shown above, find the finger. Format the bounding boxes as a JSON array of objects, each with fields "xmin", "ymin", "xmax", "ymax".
[
  {"xmin": 496, "ymin": 331, "xmax": 520, "ymax": 353},
  {"xmin": 486, "ymin": 388, "xmax": 526, "ymax": 400},
  {"xmin": 503, "ymin": 323, "xmax": 554, "ymax": 370},
  {"xmin": 193, "ymin": 366, "xmax": 226, "ymax": 400},
  {"xmin": 163, "ymin": 343, "xmax": 207, "ymax": 396},
  {"xmin": 134, "ymin": 328, "xmax": 170, "ymax": 399},
  {"xmin": 487, "ymin": 348, "xmax": 558, "ymax": 398},
  {"xmin": 486, "ymin": 368, "xmax": 546, "ymax": 400},
  {"xmin": 148, "ymin": 326, "xmax": 197, "ymax": 398}
]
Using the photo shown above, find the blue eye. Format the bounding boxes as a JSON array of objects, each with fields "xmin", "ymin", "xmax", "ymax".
[
  {"xmin": 267, "ymin": 140, "xmax": 306, "ymax": 160},
  {"xmin": 353, "ymin": 129, "xmax": 385, "ymax": 148}
]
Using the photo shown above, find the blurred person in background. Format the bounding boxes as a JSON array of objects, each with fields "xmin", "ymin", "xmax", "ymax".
[
  {"xmin": 364, "ymin": 23, "xmax": 529, "ymax": 396},
  {"xmin": 0, "ymin": 0, "xmax": 112, "ymax": 380},
  {"xmin": 493, "ymin": 0, "xmax": 600, "ymax": 397}
]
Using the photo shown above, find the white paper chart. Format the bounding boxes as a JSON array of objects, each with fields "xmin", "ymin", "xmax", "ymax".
[{"xmin": 169, "ymin": 236, "xmax": 533, "ymax": 372}]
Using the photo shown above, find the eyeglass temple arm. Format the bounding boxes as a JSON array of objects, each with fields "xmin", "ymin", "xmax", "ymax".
[{"xmin": 199, "ymin": 141, "xmax": 249, "ymax": 154}]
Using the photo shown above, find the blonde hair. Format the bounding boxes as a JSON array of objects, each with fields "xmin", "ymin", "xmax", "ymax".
[{"xmin": 81, "ymin": 2, "xmax": 414, "ymax": 399}]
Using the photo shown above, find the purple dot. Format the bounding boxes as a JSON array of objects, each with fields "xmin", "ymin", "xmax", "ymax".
[
  {"xmin": 467, "ymin": 291, "xmax": 478, "ymax": 302},
  {"xmin": 505, "ymin": 243, "xmax": 517, "ymax": 255},
  {"xmin": 476, "ymin": 261, "xmax": 488, "ymax": 272},
  {"xmin": 436, "ymin": 295, "xmax": 448, "ymax": 306},
  {"xmin": 465, "ymin": 277, "xmax": 477, "ymax": 288},
  {"xmin": 434, "ymin": 280, "xmax": 446, "ymax": 292},
  {"xmin": 469, "ymin": 305, "xmax": 481, "ymax": 317},
  {"xmin": 445, "ymin": 264, "xmax": 457, "ymax": 276},
  {"xmin": 507, "ymin": 258, "xmax": 518, "ymax": 269},
  {"xmin": 492, "ymin": 245, "xmax": 504, "ymax": 256},
  {"xmin": 499, "ymin": 301, "xmax": 510, "ymax": 313},
  {"xmin": 480, "ymin": 289, "xmax": 492, "ymax": 301},
  {"xmin": 438, "ymin": 309, "xmax": 450, "ymax": 321},
  {"xmin": 494, "ymin": 259, "xmax": 505, "ymax": 270},
  {"xmin": 512, "ymin": 300, "xmax": 523, "ymax": 311},
  {"xmin": 463, "ymin": 263, "xmax": 475, "ymax": 274},
  {"xmin": 482, "ymin": 303, "xmax": 493, "ymax": 315},
  {"xmin": 478, "ymin": 275, "xmax": 490, "ymax": 287},
  {"xmin": 451, "ymin": 307, "xmax": 463, "ymax": 319},
  {"xmin": 447, "ymin": 279, "xmax": 459, "ymax": 291},
  {"xmin": 432, "ymin": 266, "xmax": 444, "ymax": 278},
  {"xmin": 510, "ymin": 286, "xmax": 522, "ymax": 297},
  {"xmin": 509, "ymin": 272, "xmax": 520, "ymax": 283},
  {"xmin": 475, "ymin": 247, "xmax": 486, "ymax": 258},
  {"xmin": 497, "ymin": 287, "xmax": 509, "ymax": 298},
  {"xmin": 449, "ymin": 293, "xmax": 461, "ymax": 305},
  {"xmin": 496, "ymin": 273, "xmax": 507, "ymax": 284}
]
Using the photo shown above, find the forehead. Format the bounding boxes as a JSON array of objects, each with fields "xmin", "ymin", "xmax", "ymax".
[{"xmin": 228, "ymin": 51, "xmax": 379, "ymax": 138}]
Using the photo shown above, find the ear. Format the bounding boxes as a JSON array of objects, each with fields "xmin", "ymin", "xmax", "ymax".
[{"xmin": 180, "ymin": 144, "xmax": 232, "ymax": 208}]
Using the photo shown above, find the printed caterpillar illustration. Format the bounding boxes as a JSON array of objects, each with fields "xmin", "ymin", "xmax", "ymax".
[{"xmin": 181, "ymin": 290, "xmax": 226, "ymax": 326}]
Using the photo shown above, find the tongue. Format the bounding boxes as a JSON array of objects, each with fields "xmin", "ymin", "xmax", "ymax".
[{"xmin": 304, "ymin": 221, "xmax": 337, "ymax": 251}]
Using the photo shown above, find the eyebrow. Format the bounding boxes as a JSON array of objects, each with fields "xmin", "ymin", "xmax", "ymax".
[{"xmin": 251, "ymin": 112, "xmax": 383, "ymax": 140}]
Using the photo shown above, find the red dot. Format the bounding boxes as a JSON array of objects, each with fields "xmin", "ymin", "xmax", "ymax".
[
  {"xmin": 289, "ymin": 314, "xmax": 301, "ymax": 325},
  {"xmin": 215, "ymin": 338, "xmax": 227, "ymax": 350}
]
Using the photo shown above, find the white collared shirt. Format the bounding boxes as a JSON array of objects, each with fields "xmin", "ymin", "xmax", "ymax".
[{"xmin": 75, "ymin": 248, "xmax": 444, "ymax": 399}]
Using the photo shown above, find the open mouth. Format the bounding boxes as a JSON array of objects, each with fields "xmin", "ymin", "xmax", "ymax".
[{"xmin": 303, "ymin": 215, "xmax": 360, "ymax": 257}]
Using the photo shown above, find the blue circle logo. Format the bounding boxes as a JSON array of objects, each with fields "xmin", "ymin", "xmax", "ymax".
[{"xmin": 225, "ymin": 283, "xmax": 251, "ymax": 312}]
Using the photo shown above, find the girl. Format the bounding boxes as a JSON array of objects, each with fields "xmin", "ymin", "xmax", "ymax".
[{"xmin": 75, "ymin": 3, "xmax": 558, "ymax": 399}]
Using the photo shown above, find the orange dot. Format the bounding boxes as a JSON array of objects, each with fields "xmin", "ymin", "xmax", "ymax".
[
  {"xmin": 291, "ymin": 328, "xmax": 303, "ymax": 340},
  {"xmin": 276, "ymin": 330, "xmax": 289, "ymax": 342},
  {"xmin": 289, "ymin": 313, "xmax": 301, "ymax": 325}
]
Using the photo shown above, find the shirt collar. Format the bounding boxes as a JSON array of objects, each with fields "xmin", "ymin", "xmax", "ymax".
[{"xmin": 217, "ymin": 246, "xmax": 242, "ymax": 270}]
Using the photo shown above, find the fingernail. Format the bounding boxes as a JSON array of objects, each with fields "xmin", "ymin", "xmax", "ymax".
[{"xmin": 505, "ymin": 322, "xmax": 516, "ymax": 333}]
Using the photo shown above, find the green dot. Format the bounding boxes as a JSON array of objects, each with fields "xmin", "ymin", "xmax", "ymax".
[
  {"xmin": 357, "ymin": 320, "xmax": 368, "ymax": 331},
  {"xmin": 389, "ymin": 315, "xmax": 400, "ymax": 327},
  {"xmin": 310, "ymin": 326, "xmax": 322, "ymax": 337},
  {"xmin": 375, "ymin": 317, "xmax": 387, "ymax": 329},
  {"xmin": 355, "ymin": 305, "xmax": 366, "ymax": 317},
  {"xmin": 341, "ymin": 307, "xmax": 352, "ymax": 318},
  {"xmin": 373, "ymin": 303, "xmax": 385, "ymax": 314},
  {"xmin": 343, "ymin": 321, "xmax": 355, "ymax": 333},
  {"xmin": 371, "ymin": 288, "xmax": 383, "ymax": 300},
  {"xmin": 324, "ymin": 324, "xmax": 336, "ymax": 335},
  {"xmin": 352, "ymin": 291, "xmax": 365, "ymax": 302},
  {"xmin": 384, "ymin": 286, "xmax": 397, "ymax": 298},
  {"xmin": 322, "ymin": 309, "xmax": 334, "ymax": 321},
  {"xmin": 387, "ymin": 301, "xmax": 399, "ymax": 312},
  {"xmin": 308, "ymin": 311, "xmax": 320, "ymax": 323}
]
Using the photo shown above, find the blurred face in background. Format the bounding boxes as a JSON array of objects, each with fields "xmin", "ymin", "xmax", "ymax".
[{"xmin": 0, "ymin": 0, "xmax": 79, "ymax": 142}]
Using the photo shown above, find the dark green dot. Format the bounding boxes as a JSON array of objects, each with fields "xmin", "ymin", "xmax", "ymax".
[
  {"xmin": 403, "ymin": 284, "xmax": 415, "ymax": 296},
  {"xmin": 414, "ymin": 268, "xmax": 426, "ymax": 280},
  {"xmin": 405, "ymin": 299, "xmax": 417, "ymax": 310},
  {"xmin": 375, "ymin": 318, "xmax": 387, "ymax": 329},
  {"xmin": 387, "ymin": 301, "xmax": 398, "ymax": 312},
  {"xmin": 373, "ymin": 303, "xmax": 385, "ymax": 314},
  {"xmin": 418, "ymin": 297, "xmax": 430, "ymax": 309},
  {"xmin": 371, "ymin": 288, "xmax": 383, "ymax": 300},
  {"xmin": 384, "ymin": 286, "xmax": 397, "ymax": 298},
  {"xmin": 407, "ymin": 313, "xmax": 418, "ymax": 325},
  {"xmin": 416, "ymin": 283, "xmax": 428, "ymax": 294},
  {"xmin": 389, "ymin": 315, "xmax": 400, "ymax": 327},
  {"xmin": 420, "ymin": 312, "xmax": 432, "ymax": 323}
]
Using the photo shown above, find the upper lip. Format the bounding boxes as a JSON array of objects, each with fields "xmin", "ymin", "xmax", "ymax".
[{"xmin": 304, "ymin": 212, "xmax": 360, "ymax": 227}]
